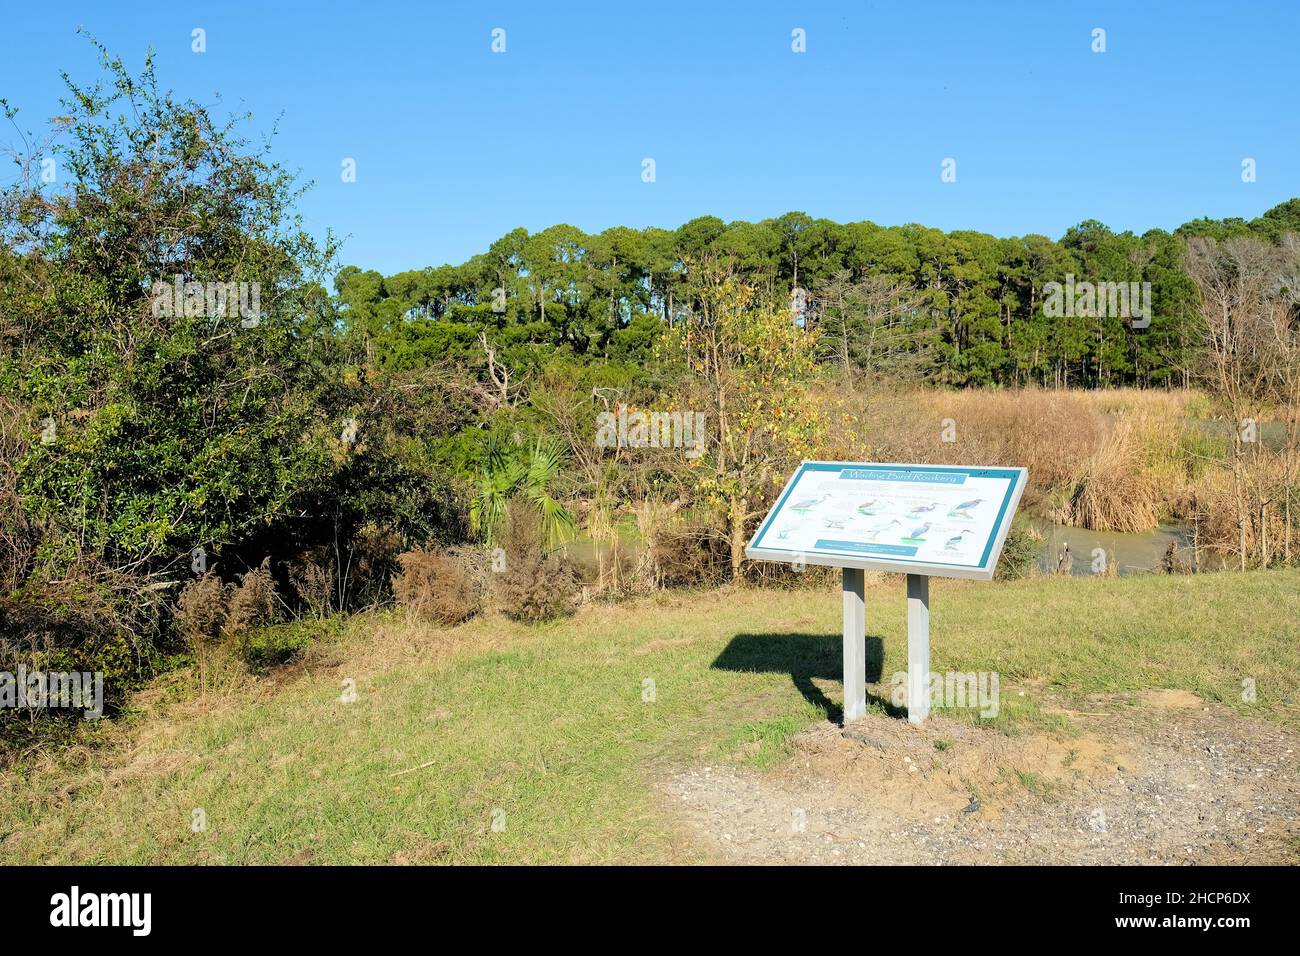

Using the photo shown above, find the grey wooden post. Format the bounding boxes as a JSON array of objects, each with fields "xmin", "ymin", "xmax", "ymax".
[
  {"xmin": 906, "ymin": 573, "xmax": 930, "ymax": 724},
  {"xmin": 841, "ymin": 567, "xmax": 866, "ymax": 722}
]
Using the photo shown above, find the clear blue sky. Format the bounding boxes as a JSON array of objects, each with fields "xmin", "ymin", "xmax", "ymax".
[{"xmin": 2, "ymin": 1, "xmax": 1296, "ymax": 274}]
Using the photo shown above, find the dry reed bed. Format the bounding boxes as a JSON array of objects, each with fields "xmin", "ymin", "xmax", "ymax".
[{"xmin": 822, "ymin": 387, "xmax": 1297, "ymax": 562}]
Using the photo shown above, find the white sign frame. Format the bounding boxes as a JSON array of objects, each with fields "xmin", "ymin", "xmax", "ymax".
[{"xmin": 745, "ymin": 461, "xmax": 1027, "ymax": 582}]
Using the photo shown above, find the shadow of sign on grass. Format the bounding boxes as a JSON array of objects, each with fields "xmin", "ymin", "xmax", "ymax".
[{"xmin": 712, "ymin": 633, "xmax": 905, "ymax": 721}]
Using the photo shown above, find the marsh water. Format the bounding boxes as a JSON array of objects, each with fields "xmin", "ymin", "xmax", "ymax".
[
  {"xmin": 567, "ymin": 519, "xmax": 1200, "ymax": 579},
  {"xmin": 1032, "ymin": 519, "xmax": 1196, "ymax": 576}
]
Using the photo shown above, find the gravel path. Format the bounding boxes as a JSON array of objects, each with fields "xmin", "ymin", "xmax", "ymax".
[{"xmin": 658, "ymin": 690, "xmax": 1300, "ymax": 864}]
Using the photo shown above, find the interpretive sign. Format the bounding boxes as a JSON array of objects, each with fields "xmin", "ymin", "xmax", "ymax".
[
  {"xmin": 746, "ymin": 462, "xmax": 1027, "ymax": 581},
  {"xmin": 745, "ymin": 461, "xmax": 1027, "ymax": 724}
]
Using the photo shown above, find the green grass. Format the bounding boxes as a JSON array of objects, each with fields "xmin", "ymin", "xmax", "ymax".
[
  {"xmin": 238, "ymin": 617, "xmax": 346, "ymax": 673},
  {"xmin": 726, "ymin": 710, "xmax": 824, "ymax": 769},
  {"xmin": 2, "ymin": 569, "xmax": 1298, "ymax": 864}
]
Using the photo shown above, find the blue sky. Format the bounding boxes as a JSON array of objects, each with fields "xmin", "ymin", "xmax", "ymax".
[{"xmin": 2, "ymin": 1, "xmax": 1296, "ymax": 274}]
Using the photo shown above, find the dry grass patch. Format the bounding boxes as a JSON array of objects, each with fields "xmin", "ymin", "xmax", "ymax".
[{"xmin": 1059, "ymin": 413, "xmax": 1164, "ymax": 532}]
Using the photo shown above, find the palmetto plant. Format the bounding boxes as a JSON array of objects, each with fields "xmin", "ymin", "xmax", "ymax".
[{"xmin": 470, "ymin": 438, "xmax": 577, "ymax": 550}]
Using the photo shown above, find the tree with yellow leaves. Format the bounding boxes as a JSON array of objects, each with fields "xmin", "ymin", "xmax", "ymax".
[{"xmin": 663, "ymin": 265, "xmax": 827, "ymax": 580}]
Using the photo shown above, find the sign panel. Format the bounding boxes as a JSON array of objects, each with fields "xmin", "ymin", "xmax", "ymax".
[{"xmin": 746, "ymin": 461, "xmax": 1027, "ymax": 581}]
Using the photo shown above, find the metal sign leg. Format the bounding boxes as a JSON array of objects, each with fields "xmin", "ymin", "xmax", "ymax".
[
  {"xmin": 841, "ymin": 567, "xmax": 866, "ymax": 722},
  {"xmin": 906, "ymin": 573, "xmax": 930, "ymax": 724}
]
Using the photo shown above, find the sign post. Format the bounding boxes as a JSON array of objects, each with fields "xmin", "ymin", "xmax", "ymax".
[
  {"xmin": 842, "ymin": 567, "xmax": 866, "ymax": 721},
  {"xmin": 746, "ymin": 462, "xmax": 1026, "ymax": 724},
  {"xmin": 906, "ymin": 573, "xmax": 929, "ymax": 724}
]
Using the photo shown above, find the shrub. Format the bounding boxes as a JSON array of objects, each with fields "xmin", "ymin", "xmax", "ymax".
[
  {"xmin": 748, "ymin": 559, "xmax": 837, "ymax": 589},
  {"xmin": 652, "ymin": 517, "xmax": 730, "ymax": 589},
  {"xmin": 995, "ymin": 516, "xmax": 1042, "ymax": 580},
  {"xmin": 493, "ymin": 551, "xmax": 579, "ymax": 622},
  {"xmin": 346, "ymin": 523, "xmax": 404, "ymax": 609},
  {"xmin": 175, "ymin": 573, "xmax": 228, "ymax": 644},
  {"xmin": 392, "ymin": 550, "xmax": 480, "ymax": 624},
  {"xmin": 0, "ymin": 566, "xmax": 171, "ymax": 726},
  {"xmin": 1187, "ymin": 451, "xmax": 1297, "ymax": 569},
  {"xmin": 6, "ymin": 48, "xmax": 353, "ymax": 582},
  {"xmin": 288, "ymin": 549, "xmax": 337, "ymax": 619},
  {"xmin": 491, "ymin": 502, "xmax": 579, "ymax": 622},
  {"xmin": 222, "ymin": 559, "xmax": 280, "ymax": 640},
  {"xmin": 238, "ymin": 619, "xmax": 334, "ymax": 672}
]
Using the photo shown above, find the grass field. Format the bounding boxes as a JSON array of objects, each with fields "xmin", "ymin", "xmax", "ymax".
[{"xmin": 2, "ymin": 569, "xmax": 1298, "ymax": 864}]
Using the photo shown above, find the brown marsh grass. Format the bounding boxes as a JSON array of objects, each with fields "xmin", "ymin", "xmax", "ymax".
[
  {"xmin": 825, "ymin": 383, "xmax": 1299, "ymax": 545},
  {"xmin": 1058, "ymin": 413, "xmax": 1164, "ymax": 533}
]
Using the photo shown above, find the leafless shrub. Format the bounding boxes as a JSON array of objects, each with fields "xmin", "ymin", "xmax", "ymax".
[
  {"xmin": 1189, "ymin": 450, "xmax": 1296, "ymax": 568},
  {"xmin": 628, "ymin": 496, "xmax": 673, "ymax": 592},
  {"xmin": 584, "ymin": 494, "xmax": 624, "ymax": 593},
  {"xmin": 392, "ymin": 550, "xmax": 480, "ymax": 624},
  {"xmin": 289, "ymin": 549, "xmax": 336, "ymax": 618},
  {"xmin": 491, "ymin": 503, "xmax": 579, "ymax": 622},
  {"xmin": 175, "ymin": 573, "xmax": 228, "ymax": 644},
  {"xmin": 1185, "ymin": 233, "xmax": 1300, "ymax": 568},
  {"xmin": 222, "ymin": 559, "xmax": 279, "ymax": 640},
  {"xmin": 653, "ymin": 516, "xmax": 730, "ymax": 589},
  {"xmin": 1161, "ymin": 542, "xmax": 1192, "ymax": 575},
  {"xmin": 344, "ymin": 523, "xmax": 403, "ymax": 609},
  {"xmin": 494, "ymin": 552, "xmax": 579, "ymax": 622}
]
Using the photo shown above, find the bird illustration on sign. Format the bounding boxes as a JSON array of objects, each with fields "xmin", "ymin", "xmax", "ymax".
[
  {"xmin": 902, "ymin": 521, "xmax": 932, "ymax": 542},
  {"xmin": 790, "ymin": 493, "xmax": 830, "ymax": 515},
  {"xmin": 944, "ymin": 530, "xmax": 973, "ymax": 551},
  {"xmin": 864, "ymin": 519, "xmax": 902, "ymax": 541}
]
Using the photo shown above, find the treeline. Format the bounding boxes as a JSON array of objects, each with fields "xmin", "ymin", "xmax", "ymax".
[{"xmin": 337, "ymin": 201, "xmax": 1300, "ymax": 388}]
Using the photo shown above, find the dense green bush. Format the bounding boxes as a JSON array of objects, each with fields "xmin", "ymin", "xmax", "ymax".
[
  {"xmin": 0, "ymin": 45, "xmax": 476, "ymax": 739},
  {"xmin": 238, "ymin": 618, "xmax": 340, "ymax": 673}
]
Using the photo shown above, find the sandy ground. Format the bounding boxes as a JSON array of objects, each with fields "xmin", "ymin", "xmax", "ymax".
[{"xmin": 658, "ymin": 689, "xmax": 1300, "ymax": 865}]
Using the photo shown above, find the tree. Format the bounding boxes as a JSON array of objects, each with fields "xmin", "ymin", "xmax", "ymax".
[
  {"xmin": 666, "ymin": 270, "xmax": 825, "ymax": 579},
  {"xmin": 812, "ymin": 269, "xmax": 928, "ymax": 388},
  {"xmin": 3, "ymin": 42, "xmax": 347, "ymax": 577},
  {"xmin": 1185, "ymin": 235, "xmax": 1297, "ymax": 568}
]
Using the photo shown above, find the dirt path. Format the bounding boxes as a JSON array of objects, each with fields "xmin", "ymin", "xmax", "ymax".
[{"xmin": 657, "ymin": 689, "xmax": 1300, "ymax": 864}]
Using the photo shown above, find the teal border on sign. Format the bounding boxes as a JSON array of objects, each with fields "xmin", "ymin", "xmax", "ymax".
[{"xmin": 751, "ymin": 462, "xmax": 1024, "ymax": 571}]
